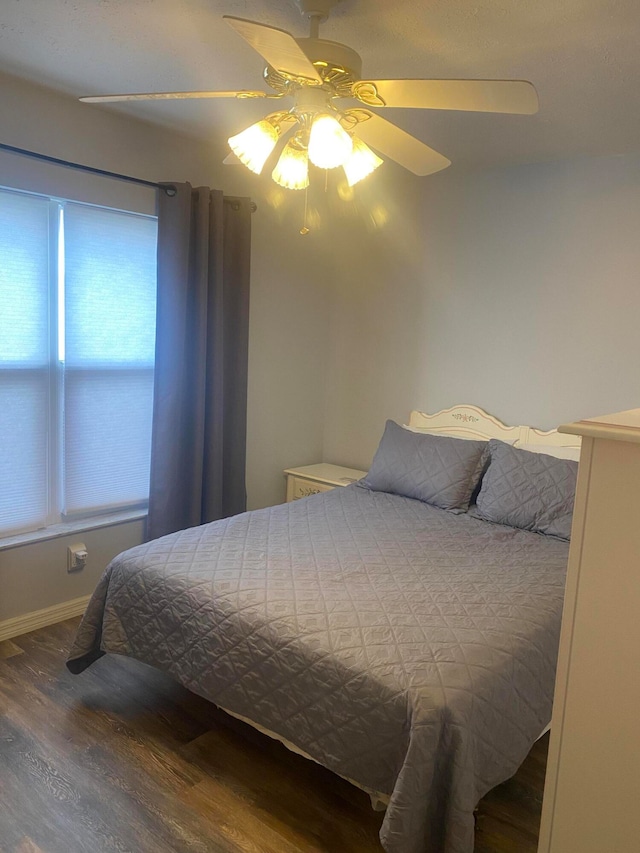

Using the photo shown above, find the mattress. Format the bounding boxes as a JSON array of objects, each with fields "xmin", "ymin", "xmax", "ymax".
[{"xmin": 67, "ymin": 484, "xmax": 569, "ymax": 853}]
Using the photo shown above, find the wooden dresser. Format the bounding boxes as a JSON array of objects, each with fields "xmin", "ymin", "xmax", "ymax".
[{"xmin": 538, "ymin": 408, "xmax": 640, "ymax": 852}]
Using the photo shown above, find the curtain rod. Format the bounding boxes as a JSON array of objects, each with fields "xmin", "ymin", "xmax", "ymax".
[{"xmin": 0, "ymin": 142, "xmax": 257, "ymax": 211}]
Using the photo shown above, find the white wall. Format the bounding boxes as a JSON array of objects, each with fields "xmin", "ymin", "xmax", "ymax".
[
  {"xmin": 323, "ymin": 152, "xmax": 640, "ymax": 470},
  {"xmin": 0, "ymin": 71, "xmax": 331, "ymax": 622},
  {"xmin": 0, "ymin": 521, "xmax": 145, "ymax": 622},
  {"xmin": 321, "ymin": 163, "xmax": 434, "ymax": 468}
]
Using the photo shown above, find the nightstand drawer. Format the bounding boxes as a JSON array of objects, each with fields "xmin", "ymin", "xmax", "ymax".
[
  {"xmin": 290, "ymin": 477, "xmax": 335, "ymax": 501},
  {"xmin": 283, "ymin": 463, "xmax": 368, "ymax": 503}
]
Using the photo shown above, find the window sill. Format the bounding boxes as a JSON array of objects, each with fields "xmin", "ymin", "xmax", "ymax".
[{"xmin": 0, "ymin": 509, "xmax": 147, "ymax": 553}]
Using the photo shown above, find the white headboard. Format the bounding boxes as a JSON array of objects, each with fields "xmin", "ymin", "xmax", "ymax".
[{"xmin": 407, "ymin": 404, "xmax": 582, "ymax": 457}]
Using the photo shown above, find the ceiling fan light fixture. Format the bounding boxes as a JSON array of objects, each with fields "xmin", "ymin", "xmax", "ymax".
[
  {"xmin": 228, "ymin": 118, "xmax": 281, "ymax": 175},
  {"xmin": 272, "ymin": 138, "xmax": 310, "ymax": 190},
  {"xmin": 307, "ymin": 113, "xmax": 353, "ymax": 169},
  {"xmin": 82, "ymin": 10, "xmax": 541, "ymax": 236},
  {"xmin": 343, "ymin": 136, "xmax": 383, "ymax": 186}
]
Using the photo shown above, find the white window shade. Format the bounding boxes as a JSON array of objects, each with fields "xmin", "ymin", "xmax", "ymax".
[
  {"xmin": 0, "ymin": 191, "xmax": 51, "ymax": 535},
  {"xmin": 0, "ymin": 373, "xmax": 50, "ymax": 535},
  {"xmin": 63, "ymin": 203, "xmax": 157, "ymax": 515}
]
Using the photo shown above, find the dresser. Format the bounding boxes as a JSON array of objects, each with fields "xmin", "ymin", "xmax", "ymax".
[
  {"xmin": 538, "ymin": 409, "xmax": 640, "ymax": 853},
  {"xmin": 283, "ymin": 463, "xmax": 367, "ymax": 503}
]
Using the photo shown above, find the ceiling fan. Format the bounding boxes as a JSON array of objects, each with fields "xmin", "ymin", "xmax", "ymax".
[{"xmin": 81, "ymin": 0, "xmax": 538, "ymax": 194}]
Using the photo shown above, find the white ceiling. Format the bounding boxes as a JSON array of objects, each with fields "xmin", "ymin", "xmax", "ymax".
[{"xmin": 1, "ymin": 0, "xmax": 639, "ymax": 170}]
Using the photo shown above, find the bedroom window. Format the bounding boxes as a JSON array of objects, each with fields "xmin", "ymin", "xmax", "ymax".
[{"xmin": 0, "ymin": 186, "xmax": 157, "ymax": 538}]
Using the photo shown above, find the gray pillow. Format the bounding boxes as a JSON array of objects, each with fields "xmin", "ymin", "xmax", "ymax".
[
  {"xmin": 363, "ymin": 420, "xmax": 489, "ymax": 511},
  {"xmin": 476, "ymin": 439, "xmax": 578, "ymax": 540}
]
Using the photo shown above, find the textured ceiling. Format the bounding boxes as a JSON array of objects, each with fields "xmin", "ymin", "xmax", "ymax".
[{"xmin": 1, "ymin": 0, "xmax": 639, "ymax": 170}]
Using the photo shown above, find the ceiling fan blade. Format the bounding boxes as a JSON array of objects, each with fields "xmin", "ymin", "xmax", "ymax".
[
  {"xmin": 350, "ymin": 111, "xmax": 450, "ymax": 176},
  {"xmin": 224, "ymin": 16, "xmax": 321, "ymax": 83},
  {"xmin": 352, "ymin": 79, "xmax": 539, "ymax": 114},
  {"xmin": 79, "ymin": 90, "xmax": 273, "ymax": 103}
]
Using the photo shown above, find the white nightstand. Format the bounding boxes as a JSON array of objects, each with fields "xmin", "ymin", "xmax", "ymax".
[{"xmin": 283, "ymin": 463, "xmax": 367, "ymax": 503}]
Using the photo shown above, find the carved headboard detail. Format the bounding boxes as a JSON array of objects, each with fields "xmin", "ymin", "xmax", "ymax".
[{"xmin": 407, "ymin": 404, "xmax": 582, "ymax": 456}]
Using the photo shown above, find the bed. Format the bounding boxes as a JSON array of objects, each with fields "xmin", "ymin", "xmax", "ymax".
[{"xmin": 67, "ymin": 404, "xmax": 581, "ymax": 853}]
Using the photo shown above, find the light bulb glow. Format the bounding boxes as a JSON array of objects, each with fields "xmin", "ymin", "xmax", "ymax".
[
  {"xmin": 228, "ymin": 120, "xmax": 279, "ymax": 175},
  {"xmin": 308, "ymin": 114, "xmax": 353, "ymax": 169},
  {"xmin": 272, "ymin": 140, "xmax": 309, "ymax": 190},
  {"xmin": 343, "ymin": 136, "xmax": 383, "ymax": 186}
]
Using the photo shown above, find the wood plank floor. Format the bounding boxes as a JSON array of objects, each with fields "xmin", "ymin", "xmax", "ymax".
[{"xmin": 0, "ymin": 618, "xmax": 548, "ymax": 853}]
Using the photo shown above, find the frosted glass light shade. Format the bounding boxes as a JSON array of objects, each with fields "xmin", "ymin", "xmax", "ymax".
[
  {"xmin": 272, "ymin": 141, "xmax": 309, "ymax": 190},
  {"xmin": 228, "ymin": 120, "xmax": 279, "ymax": 175},
  {"xmin": 343, "ymin": 136, "xmax": 383, "ymax": 186},
  {"xmin": 308, "ymin": 114, "xmax": 353, "ymax": 169}
]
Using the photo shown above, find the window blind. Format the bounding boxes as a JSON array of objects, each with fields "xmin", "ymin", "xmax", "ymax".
[
  {"xmin": 0, "ymin": 191, "xmax": 51, "ymax": 536},
  {"xmin": 62, "ymin": 203, "xmax": 157, "ymax": 515}
]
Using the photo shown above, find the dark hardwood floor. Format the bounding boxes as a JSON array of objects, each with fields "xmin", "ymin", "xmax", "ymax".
[{"xmin": 0, "ymin": 618, "xmax": 548, "ymax": 853}]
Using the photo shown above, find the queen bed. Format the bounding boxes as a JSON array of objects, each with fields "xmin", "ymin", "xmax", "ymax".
[{"xmin": 67, "ymin": 405, "xmax": 581, "ymax": 853}]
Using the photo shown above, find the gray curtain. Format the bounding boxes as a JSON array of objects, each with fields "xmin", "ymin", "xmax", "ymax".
[{"xmin": 147, "ymin": 182, "xmax": 251, "ymax": 541}]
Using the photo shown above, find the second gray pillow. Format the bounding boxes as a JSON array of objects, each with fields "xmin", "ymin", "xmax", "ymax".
[{"xmin": 476, "ymin": 439, "xmax": 578, "ymax": 539}]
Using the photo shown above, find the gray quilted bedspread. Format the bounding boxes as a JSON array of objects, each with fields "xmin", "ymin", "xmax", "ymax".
[{"xmin": 67, "ymin": 484, "xmax": 569, "ymax": 853}]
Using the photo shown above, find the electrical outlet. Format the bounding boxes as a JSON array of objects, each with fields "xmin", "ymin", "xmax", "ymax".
[{"xmin": 67, "ymin": 543, "xmax": 88, "ymax": 573}]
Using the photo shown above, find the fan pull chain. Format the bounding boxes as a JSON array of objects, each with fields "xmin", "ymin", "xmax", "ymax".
[{"xmin": 300, "ymin": 186, "xmax": 310, "ymax": 235}]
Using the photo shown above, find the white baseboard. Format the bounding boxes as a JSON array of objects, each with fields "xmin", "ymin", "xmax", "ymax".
[{"xmin": 0, "ymin": 594, "xmax": 91, "ymax": 642}]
